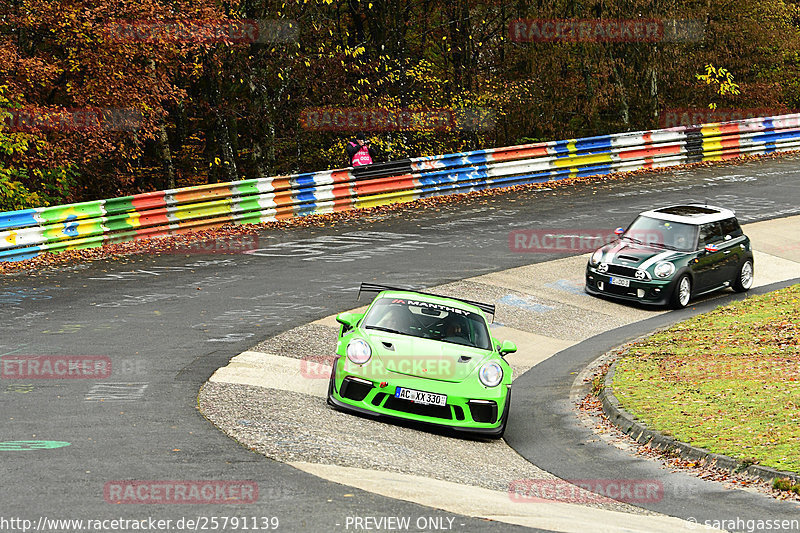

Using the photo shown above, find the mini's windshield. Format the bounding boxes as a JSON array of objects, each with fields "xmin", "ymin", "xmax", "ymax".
[
  {"xmin": 362, "ymin": 297, "xmax": 491, "ymax": 350},
  {"xmin": 624, "ymin": 216, "xmax": 697, "ymax": 252}
]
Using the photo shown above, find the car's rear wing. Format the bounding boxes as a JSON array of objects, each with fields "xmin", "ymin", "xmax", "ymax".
[{"xmin": 357, "ymin": 282, "xmax": 496, "ymax": 318}]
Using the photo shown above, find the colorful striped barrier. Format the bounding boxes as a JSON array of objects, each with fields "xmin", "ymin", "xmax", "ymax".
[{"xmin": 2, "ymin": 113, "xmax": 800, "ymax": 262}]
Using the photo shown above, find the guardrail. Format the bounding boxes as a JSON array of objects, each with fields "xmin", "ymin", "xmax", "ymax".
[{"xmin": 2, "ymin": 113, "xmax": 800, "ymax": 262}]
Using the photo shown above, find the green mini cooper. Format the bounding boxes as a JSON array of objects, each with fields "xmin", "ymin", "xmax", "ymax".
[
  {"xmin": 585, "ymin": 205, "xmax": 754, "ymax": 308},
  {"xmin": 327, "ymin": 283, "xmax": 516, "ymax": 438}
]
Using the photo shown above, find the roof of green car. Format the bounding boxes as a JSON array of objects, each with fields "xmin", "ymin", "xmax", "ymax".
[{"xmin": 373, "ymin": 290, "xmax": 486, "ymax": 316}]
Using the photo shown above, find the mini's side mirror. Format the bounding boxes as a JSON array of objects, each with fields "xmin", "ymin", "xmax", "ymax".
[
  {"xmin": 614, "ymin": 227, "xmax": 625, "ymax": 236},
  {"xmin": 336, "ymin": 312, "xmax": 363, "ymax": 330},
  {"xmin": 704, "ymin": 244, "xmax": 719, "ymax": 254},
  {"xmin": 498, "ymin": 340, "xmax": 517, "ymax": 356}
]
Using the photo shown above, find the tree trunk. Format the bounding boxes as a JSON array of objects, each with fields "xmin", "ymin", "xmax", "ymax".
[{"xmin": 157, "ymin": 121, "xmax": 175, "ymax": 189}]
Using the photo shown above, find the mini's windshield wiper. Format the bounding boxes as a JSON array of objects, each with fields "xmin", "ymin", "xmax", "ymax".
[
  {"xmin": 364, "ymin": 325, "xmax": 405, "ymax": 335},
  {"xmin": 622, "ymin": 235, "xmax": 643, "ymax": 245}
]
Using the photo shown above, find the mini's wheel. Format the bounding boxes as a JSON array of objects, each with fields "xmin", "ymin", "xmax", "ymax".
[
  {"xmin": 670, "ymin": 275, "xmax": 692, "ymax": 309},
  {"xmin": 732, "ymin": 259, "xmax": 754, "ymax": 292}
]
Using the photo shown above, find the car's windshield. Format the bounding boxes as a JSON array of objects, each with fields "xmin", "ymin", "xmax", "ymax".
[
  {"xmin": 362, "ymin": 297, "xmax": 491, "ymax": 350},
  {"xmin": 624, "ymin": 216, "xmax": 697, "ymax": 252}
]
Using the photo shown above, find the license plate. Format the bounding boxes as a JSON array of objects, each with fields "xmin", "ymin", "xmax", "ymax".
[
  {"xmin": 609, "ymin": 277, "xmax": 630, "ymax": 287},
  {"xmin": 394, "ymin": 387, "xmax": 447, "ymax": 406}
]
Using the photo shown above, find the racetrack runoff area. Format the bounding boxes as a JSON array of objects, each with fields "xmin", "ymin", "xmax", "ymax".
[{"xmin": 200, "ymin": 215, "xmax": 800, "ymax": 533}]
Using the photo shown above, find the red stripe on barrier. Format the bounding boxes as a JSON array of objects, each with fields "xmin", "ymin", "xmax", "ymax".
[
  {"xmin": 491, "ymin": 146, "xmax": 549, "ymax": 162},
  {"xmin": 353, "ymin": 175, "xmax": 417, "ymax": 195},
  {"xmin": 331, "ymin": 170, "xmax": 352, "ymax": 183},
  {"xmin": 172, "ymin": 184, "xmax": 233, "ymax": 204},
  {"xmin": 618, "ymin": 144, "xmax": 682, "ymax": 160},
  {"xmin": 131, "ymin": 191, "xmax": 167, "ymax": 212}
]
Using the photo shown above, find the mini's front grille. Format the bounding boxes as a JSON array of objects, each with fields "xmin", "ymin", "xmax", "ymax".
[
  {"xmin": 607, "ymin": 264, "xmax": 639, "ymax": 278},
  {"xmin": 383, "ymin": 396, "xmax": 452, "ymax": 420},
  {"xmin": 340, "ymin": 377, "xmax": 373, "ymax": 402},
  {"xmin": 468, "ymin": 400, "xmax": 498, "ymax": 424}
]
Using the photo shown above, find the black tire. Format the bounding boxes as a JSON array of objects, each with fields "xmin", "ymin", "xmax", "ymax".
[
  {"xmin": 490, "ymin": 390, "xmax": 511, "ymax": 440},
  {"xmin": 732, "ymin": 259, "xmax": 754, "ymax": 293},
  {"xmin": 326, "ymin": 360, "xmax": 337, "ymax": 407},
  {"xmin": 670, "ymin": 274, "xmax": 692, "ymax": 309}
]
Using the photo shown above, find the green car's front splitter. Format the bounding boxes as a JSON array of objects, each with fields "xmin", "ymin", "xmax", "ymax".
[{"xmin": 327, "ymin": 358, "xmax": 511, "ymax": 438}]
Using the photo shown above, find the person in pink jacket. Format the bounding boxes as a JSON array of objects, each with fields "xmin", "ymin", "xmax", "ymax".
[{"xmin": 345, "ymin": 132, "xmax": 381, "ymax": 166}]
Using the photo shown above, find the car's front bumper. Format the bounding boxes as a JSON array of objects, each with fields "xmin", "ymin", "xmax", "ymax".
[
  {"xmin": 585, "ymin": 265, "xmax": 678, "ymax": 306},
  {"xmin": 328, "ymin": 358, "xmax": 510, "ymax": 436}
]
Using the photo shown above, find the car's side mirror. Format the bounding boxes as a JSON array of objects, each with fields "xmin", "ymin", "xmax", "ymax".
[
  {"xmin": 704, "ymin": 244, "xmax": 719, "ymax": 254},
  {"xmin": 614, "ymin": 227, "xmax": 625, "ymax": 236},
  {"xmin": 336, "ymin": 312, "xmax": 363, "ymax": 332},
  {"xmin": 498, "ymin": 340, "xmax": 517, "ymax": 356}
]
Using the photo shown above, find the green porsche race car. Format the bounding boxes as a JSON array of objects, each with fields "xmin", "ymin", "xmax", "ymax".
[{"xmin": 327, "ymin": 283, "xmax": 516, "ymax": 438}]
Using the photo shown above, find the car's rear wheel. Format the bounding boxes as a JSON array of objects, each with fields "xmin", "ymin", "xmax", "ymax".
[
  {"xmin": 670, "ymin": 275, "xmax": 692, "ymax": 309},
  {"xmin": 732, "ymin": 259, "xmax": 754, "ymax": 292}
]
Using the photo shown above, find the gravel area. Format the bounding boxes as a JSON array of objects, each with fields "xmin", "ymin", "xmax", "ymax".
[
  {"xmin": 198, "ymin": 381, "xmax": 658, "ymax": 515},
  {"xmin": 252, "ymin": 323, "xmax": 339, "ymax": 360}
]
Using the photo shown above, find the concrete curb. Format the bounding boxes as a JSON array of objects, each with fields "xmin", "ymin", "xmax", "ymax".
[{"xmin": 600, "ymin": 359, "xmax": 800, "ymax": 487}]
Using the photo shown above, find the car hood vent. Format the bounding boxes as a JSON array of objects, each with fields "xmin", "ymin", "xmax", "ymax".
[{"xmin": 617, "ymin": 255, "xmax": 641, "ymax": 262}]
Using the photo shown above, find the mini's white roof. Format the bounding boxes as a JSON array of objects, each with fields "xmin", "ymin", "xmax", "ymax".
[{"xmin": 638, "ymin": 204, "xmax": 736, "ymax": 225}]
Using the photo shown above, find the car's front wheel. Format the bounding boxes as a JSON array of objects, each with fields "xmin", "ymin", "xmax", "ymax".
[
  {"xmin": 732, "ymin": 259, "xmax": 754, "ymax": 292},
  {"xmin": 326, "ymin": 362, "xmax": 337, "ymax": 407},
  {"xmin": 670, "ymin": 275, "xmax": 692, "ymax": 309},
  {"xmin": 490, "ymin": 391, "xmax": 511, "ymax": 440}
]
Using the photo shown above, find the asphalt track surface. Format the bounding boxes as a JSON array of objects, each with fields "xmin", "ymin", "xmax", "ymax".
[
  {"xmin": 1, "ymin": 154, "xmax": 799, "ymax": 532},
  {"xmin": 505, "ymin": 279, "xmax": 800, "ymax": 531}
]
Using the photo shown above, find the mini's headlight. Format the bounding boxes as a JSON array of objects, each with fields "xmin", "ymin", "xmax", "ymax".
[
  {"xmin": 635, "ymin": 269, "xmax": 647, "ymax": 280},
  {"xmin": 654, "ymin": 262, "xmax": 676, "ymax": 278},
  {"xmin": 590, "ymin": 249, "xmax": 604, "ymax": 266},
  {"xmin": 597, "ymin": 262, "xmax": 609, "ymax": 273},
  {"xmin": 346, "ymin": 339, "xmax": 372, "ymax": 365},
  {"xmin": 478, "ymin": 362, "xmax": 503, "ymax": 387}
]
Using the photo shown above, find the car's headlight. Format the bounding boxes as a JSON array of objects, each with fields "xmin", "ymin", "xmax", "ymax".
[
  {"xmin": 654, "ymin": 262, "xmax": 676, "ymax": 278},
  {"xmin": 478, "ymin": 362, "xmax": 503, "ymax": 387},
  {"xmin": 597, "ymin": 262, "xmax": 609, "ymax": 273},
  {"xmin": 346, "ymin": 339, "xmax": 372, "ymax": 365},
  {"xmin": 635, "ymin": 269, "xmax": 647, "ymax": 280},
  {"xmin": 590, "ymin": 249, "xmax": 604, "ymax": 266}
]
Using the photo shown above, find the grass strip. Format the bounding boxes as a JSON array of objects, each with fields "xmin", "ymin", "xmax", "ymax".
[{"xmin": 613, "ymin": 284, "xmax": 800, "ymax": 473}]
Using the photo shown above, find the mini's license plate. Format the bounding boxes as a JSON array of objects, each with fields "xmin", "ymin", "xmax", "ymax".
[
  {"xmin": 609, "ymin": 277, "xmax": 630, "ymax": 287},
  {"xmin": 395, "ymin": 387, "xmax": 447, "ymax": 406}
]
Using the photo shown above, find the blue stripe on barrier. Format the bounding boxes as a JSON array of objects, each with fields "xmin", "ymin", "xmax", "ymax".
[
  {"xmin": 293, "ymin": 174, "xmax": 319, "ymax": 188},
  {"xmin": 575, "ymin": 136, "xmax": 613, "ymax": 152},
  {"xmin": 0, "ymin": 245, "xmax": 43, "ymax": 262},
  {"xmin": 0, "ymin": 209, "xmax": 39, "ymax": 231},
  {"xmin": 294, "ymin": 190, "xmax": 319, "ymax": 204}
]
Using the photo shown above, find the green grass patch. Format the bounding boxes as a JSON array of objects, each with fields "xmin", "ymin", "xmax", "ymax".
[{"xmin": 613, "ymin": 284, "xmax": 800, "ymax": 473}]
